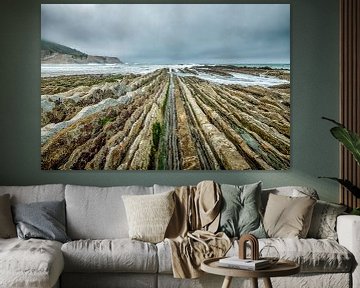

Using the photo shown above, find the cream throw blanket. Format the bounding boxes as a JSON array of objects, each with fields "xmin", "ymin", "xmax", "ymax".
[{"xmin": 165, "ymin": 181, "xmax": 231, "ymax": 278}]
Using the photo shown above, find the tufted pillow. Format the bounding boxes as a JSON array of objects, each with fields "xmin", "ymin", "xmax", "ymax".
[
  {"xmin": 0, "ymin": 194, "xmax": 16, "ymax": 238},
  {"xmin": 122, "ymin": 191, "xmax": 175, "ymax": 243},
  {"xmin": 218, "ymin": 182, "xmax": 266, "ymax": 238},
  {"xmin": 263, "ymin": 193, "xmax": 316, "ymax": 238},
  {"xmin": 307, "ymin": 200, "xmax": 347, "ymax": 240}
]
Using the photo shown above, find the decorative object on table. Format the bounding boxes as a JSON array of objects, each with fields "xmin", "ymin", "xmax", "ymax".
[
  {"xmin": 216, "ymin": 233, "xmax": 272, "ymax": 271},
  {"xmin": 320, "ymin": 117, "xmax": 360, "ymax": 211},
  {"xmin": 237, "ymin": 234, "xmax": 279, "ymax": 268},
  {"xmin": 259, "ymin": 245, "xmax": 280, "ymax": 265},
  {"xmin": 238, "ymin": 233, "xmax": 259, "ymax": 260}
]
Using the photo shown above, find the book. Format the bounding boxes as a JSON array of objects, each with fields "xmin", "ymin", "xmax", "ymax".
[{"xmin": 218, "ymin": 257, "xmax": 271, "ymax": 270}]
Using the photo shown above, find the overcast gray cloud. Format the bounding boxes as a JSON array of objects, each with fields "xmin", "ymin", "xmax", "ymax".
[{"xmin": 41, "ymin": 4, "xmax": 290, "ymax": 64}]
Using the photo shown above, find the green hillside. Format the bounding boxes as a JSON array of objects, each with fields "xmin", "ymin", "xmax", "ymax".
[{"xmin": 41, "ymin": 40, "xmax": 87, "ymax": 58}]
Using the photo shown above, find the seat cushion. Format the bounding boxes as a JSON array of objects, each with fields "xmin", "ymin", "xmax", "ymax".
[
  {"xmin": 65, "ymin": 185, "xmax": 153, "ymax": 239},
  {"xmin": 228, "ymin": 238, "xmax": 354, "ymax": 273},
  {"xmin": 0, "ymin": 238, "xmax": 64, "ymax": 288},
  {"xmin": 157, "ymin": 238, "xmax": 353, "ymax": 274},
  {"xmin": 62, "ymin": 239, "xmax": 158, "ymax": 273}
]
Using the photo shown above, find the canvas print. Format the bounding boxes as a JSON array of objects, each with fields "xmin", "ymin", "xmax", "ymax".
[{"xmin": 41, "ymin": 4, "xmax": 290, "ymax": 170}]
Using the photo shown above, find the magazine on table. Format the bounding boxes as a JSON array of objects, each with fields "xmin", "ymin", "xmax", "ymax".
[{"xmin": 218, "ymin": 257, "xmax": 271, "ymax": 270}]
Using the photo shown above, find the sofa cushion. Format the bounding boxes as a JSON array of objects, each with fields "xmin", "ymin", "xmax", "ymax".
[
  {"xmin": 232, "ymin": 238, "xmax": 353, "ymax": 273},
  {"xmin": 218, "ymin": 182, "xmax": 266, "ymax": 238},
  {"xmin": 65, "ymin": 185, "xmax": 153, "ymax": 239},
  {"xmin": 307, "ymin": 200, "xmax": 347, "ymax": 240},
  {"xmin": 263, "ymin": 193, "xmax": 316, "ymax": 238},
  {"xmin": 12, "ymin": 200, "xmax": 70, "ymax": 243},
  {"xmin": 261, "ymin": 186, "xmax": 319, "ymax": 213},
  {"xmin": 61, "ymin": 239, "xmax": 158, "ymax": 273},
  {"xmin": 0, "ymin": 238, "xmax": 64, "ymax": 288},
  {"xmin": 61, "ymin": 273, "xmax": 157, "ymax": 288},
  {"xmin": 158, "ymin": 237, "xmax": 353, "ymax": 274},
  {"xmin": 122, "ymin": 191, "xmax": 175, "ymax": 243},
  {"xmin": 0, "ymin": 184, "xmax": 65, "ymax": 204},
  {"xmin": 262, "ymin": 238, "xmax": 354, "ymax": 273},
  {"xmin": 153, "ymin": 184, "xmax": 176, "ymax": 194},
  {"xmin": 0, "ymin": 194, "xmax": 16, "ymax": 238}
]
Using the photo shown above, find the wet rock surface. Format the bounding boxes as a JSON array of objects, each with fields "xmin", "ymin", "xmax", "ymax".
[{"xmin": 41, "ymin": 66, "xmax": 290, "ymax": 170}]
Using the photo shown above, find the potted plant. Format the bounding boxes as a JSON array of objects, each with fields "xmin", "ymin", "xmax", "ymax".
[{"xmin": 320, "ymin": 117, "xmax": 360, "ymax": 215}]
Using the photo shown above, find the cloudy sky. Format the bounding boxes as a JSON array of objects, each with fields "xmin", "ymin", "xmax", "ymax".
[{"xmin": 41, "ymin": 4, "xmax": 290, "ymax": 64}]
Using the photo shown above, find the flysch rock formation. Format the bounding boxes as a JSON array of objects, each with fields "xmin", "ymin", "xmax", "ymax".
[{"xmin": 41, "ymin": 66, "xmax": 290, "ymax": 170}]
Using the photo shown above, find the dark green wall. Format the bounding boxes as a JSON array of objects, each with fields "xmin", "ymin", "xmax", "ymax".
[{"xmin": 0, "ymin": 0, "xmax": 340, "ymax": 202}]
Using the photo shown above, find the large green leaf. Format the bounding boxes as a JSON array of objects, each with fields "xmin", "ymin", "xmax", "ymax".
[
  {"xmin": 323, "ymin": 117, "xmax": 360, "ymax": 165},
  {"xmin": 319, "ymin": 177, "xmax": 360, "ymax": 198}
]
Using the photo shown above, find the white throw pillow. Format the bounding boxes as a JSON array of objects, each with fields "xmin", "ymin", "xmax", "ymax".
[{"xmin": 122, "ymin": 191, "xmax": 175, "ymax": 243}]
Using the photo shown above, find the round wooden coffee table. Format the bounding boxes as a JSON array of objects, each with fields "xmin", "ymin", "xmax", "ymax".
[{"xmin": 201, "ymin": 257, "xmax": 300, "ymax": 288}]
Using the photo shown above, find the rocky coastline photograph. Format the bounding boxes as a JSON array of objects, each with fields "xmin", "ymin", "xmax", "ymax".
[{"xmin": 41, "ymin": 4, "xmax": 290, "ymax": 170}]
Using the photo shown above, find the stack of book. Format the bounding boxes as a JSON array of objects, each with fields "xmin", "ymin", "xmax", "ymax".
[{"xmin": 218, "ymin": 257, "xmax": 271, "ymax": 270}]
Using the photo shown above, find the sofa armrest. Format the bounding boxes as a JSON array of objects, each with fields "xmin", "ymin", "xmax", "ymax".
[{"xmin": 337, "ymin": 215, "xmax": 360, "ymax": 288}]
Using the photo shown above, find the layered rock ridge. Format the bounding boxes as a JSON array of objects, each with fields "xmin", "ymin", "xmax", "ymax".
[{"xmin": 41, "ymin": 66, "xmax": 290, "ymax": 170}]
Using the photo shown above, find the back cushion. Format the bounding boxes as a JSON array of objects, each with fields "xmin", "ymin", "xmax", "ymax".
[
  {"xmin": 0, "ymin": 185, "xmax": 65, "ymax": 204},
  {"xmin": 65, "ymin": 185, "xmax": 153, "ymax": 239},
  {"xmin": 261, "ymin": 186, "xmax": 319, "ymax": 213},
  {"xmin": 153, "ymin": 184, "xmax": 176, "ymax": 194}
]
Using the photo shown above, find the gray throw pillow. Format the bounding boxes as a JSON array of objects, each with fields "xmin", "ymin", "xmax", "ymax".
[
  {"xmin": 218, "ymin": 182, "xmax": 266, "ymax": 238},
  {"xmin": 307, "ymin": 200, "xmax": 347, "ymax": 240},
  {"xmin": 12, "ymin": 200, "xmax": 70, "ymax": 243},
  {"xmin": 0, "ymin": 194, "xmax": 17, "ymax": 238}
]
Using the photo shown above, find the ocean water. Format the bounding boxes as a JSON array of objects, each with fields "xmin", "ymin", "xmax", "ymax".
[
  {"xmin": 41, "ymin": 63, "xmax": 290, "ymax": 88},
  {"xmin": 41, "ymin": 63, "xmax": 195, "ymax": 77}
]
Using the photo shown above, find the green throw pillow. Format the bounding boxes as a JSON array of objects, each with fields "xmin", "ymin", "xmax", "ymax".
[{"xmin": 218, "ymin": 182, "xmax": 266, "ymax": 238}]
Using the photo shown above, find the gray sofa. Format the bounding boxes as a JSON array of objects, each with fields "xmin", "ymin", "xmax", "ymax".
[{"xmin": 0, "ymin": 184, "xmax": 359, "ymax": 288}]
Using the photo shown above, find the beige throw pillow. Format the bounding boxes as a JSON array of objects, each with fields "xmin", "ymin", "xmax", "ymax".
[
  {"xmin": 0, "ymin": 194, "xmax": 17, "ymax": 238},
  {"xmin": 122, "ymin": 191, "xmax": 175, "ymax": 243},
  {"xmin": 263, "ymin": 193, "xmax": 316, "ymax": 238}
]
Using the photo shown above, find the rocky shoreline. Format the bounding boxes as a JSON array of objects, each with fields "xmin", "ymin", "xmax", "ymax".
[{"xmin": 41, "ymin": 66, "xmax": 290, "ymax": 170}]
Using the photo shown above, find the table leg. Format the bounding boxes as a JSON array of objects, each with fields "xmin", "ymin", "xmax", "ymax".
[
  {"xmin": 263, "ymin": 277, "xmax": 273, "ymax": 288},
  {"xmin": 251, "ymin": 278, "xmax": 258, "ymax": 288},
  {"xmin": 221, "ymin": 276, "xmax": 233, "ymax": 288}
]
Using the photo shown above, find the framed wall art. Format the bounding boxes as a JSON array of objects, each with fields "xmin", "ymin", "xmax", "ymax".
[{"xmin": 41, "ymin": 4, "xmax": 290, "ymax": 170}]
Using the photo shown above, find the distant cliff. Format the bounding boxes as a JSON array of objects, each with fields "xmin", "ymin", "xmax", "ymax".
[{"xmin": 41, "ymin": 40, "xmax": 122, "ymax": 64}]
